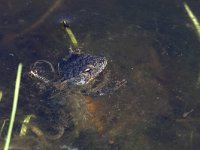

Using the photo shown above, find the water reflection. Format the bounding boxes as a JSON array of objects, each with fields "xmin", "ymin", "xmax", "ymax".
[{"xmin": 0, "ymin": 0, "xmax": 200, "ymax": 149}]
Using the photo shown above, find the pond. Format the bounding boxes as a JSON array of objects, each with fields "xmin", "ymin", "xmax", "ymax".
[{"xmin": 0, "ymin": 0, "xmax": 200, "ymax": 149}]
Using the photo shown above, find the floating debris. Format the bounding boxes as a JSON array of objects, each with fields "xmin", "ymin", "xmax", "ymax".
[
  {"xmin": 30, "ymin": 125, "xmax": 44, "ymax": 138},
  {"xmin": 59, "ymin": 145, "xmax": 78, "ymax": 150},
  {"xmin": 182, "ymin": 109, "xmax": 194, "ymax": 118}
]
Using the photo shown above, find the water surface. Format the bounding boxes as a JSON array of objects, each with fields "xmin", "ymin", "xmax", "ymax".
[{"xmin": 0, "ymin": 0, "xmax": 200, "ymax": 150}]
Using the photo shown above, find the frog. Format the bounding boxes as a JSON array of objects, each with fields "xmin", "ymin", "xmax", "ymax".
[{"xmin": 28, "ymin": 20, "xmax": 127, "ymax": 140}]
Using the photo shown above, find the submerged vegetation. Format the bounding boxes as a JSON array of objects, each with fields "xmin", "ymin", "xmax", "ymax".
[
  {"xmin": 1, "ymin": 20, "xmax": 107, "ymax": 149},
  {"xmin": 19, "ymin": 115, "xmax": 36, "ymax": 137},
  {"xmin": 1, "ymin": 20, "xmax": 80, "ymax": 149}
]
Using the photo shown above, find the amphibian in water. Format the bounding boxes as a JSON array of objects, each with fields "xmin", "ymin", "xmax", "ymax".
[{"xmin": 28, "ymin": 21, "xmax": 126, "ymax": 140}]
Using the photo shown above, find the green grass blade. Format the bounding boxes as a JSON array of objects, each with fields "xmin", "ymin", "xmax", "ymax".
[
  {"xmin": 0, "ymin": 91, "xmax": 2, "ymax": 102},
  {"xmin": 65, "ymin": 27, "xmax": 78, "ymax": 48},
  {"xmin": 184, "ymin": 2, "xmax": 200, "ymax": 40},
  {"xmin": 61, "ymin": 20, "xmax": 78, "ymax": 48},
  {"xmin": 4, "ymin": 63, "xmax": 23, "ymax": 150},
  {"xmin": 0, "ymin": 119, "xmax": 8, "ymax": 137}
]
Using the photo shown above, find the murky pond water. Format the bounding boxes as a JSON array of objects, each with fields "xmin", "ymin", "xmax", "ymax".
[{"xmin": 1, "ymin": 0, "xmax": 200, "ymax": 149}]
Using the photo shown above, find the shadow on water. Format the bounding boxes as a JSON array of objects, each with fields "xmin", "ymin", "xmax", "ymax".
[{"xmin": 1, "ymin": 0, "xmax": 200, "ymax": 149}]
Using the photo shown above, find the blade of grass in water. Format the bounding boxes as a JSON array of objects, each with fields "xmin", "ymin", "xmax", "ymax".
[
  {"xmin": 0, "ymin": 119, "xmax": 8, "ymax": 137},
  {"xmin": 4, "ymin": 63, "xmax": 23, "ymax": 150},
  {"xmin": 0, "ymin": 91, "xmax": 2, "ymax": 102},
  {"xmin": 65, "ymin": 27, "xmax": 78, "ymax": 48},
  {"xmin": 61, "ymin": 20, "xmax": 78, "ymax": 48},
  {"xmin": 184, "ymin": 2, "xmax": 200, "ymax": 40}
]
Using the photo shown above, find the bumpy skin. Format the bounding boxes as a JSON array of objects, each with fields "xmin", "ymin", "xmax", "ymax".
[
  {"xmin": 29, "ymin": 52, "xmax": 109, "ymax": 139},
  {"xmin": 29, "ymin": 51, "xmax": 126, "ymax": 140},
  {"xmin": 28, "ymin": 21, "xmax": 126, "ymax": 141},
  {"xmin": 58, "ymin": 53, "xmax": 107, "ymax": 86}
]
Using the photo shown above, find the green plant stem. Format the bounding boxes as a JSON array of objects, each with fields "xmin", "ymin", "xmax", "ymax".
[
  {"xmin": 4, "ymin": 63, "xmax": 23, "ymax": 150},
  {"xmin": 65, "ymin": 27, "xmax": 78, "ymax": 48},
  {"xmin": 184, "ymin": 2, "xmax": 200, "ymax": 40},
  {"xmin": 0, "ymin": 90, "xmax": 2, "ymax": 102}
]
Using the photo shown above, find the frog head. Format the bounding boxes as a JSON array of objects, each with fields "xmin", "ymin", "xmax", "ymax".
[{"xmin": 58, "ymin": 53, "xmax": 107, "ymax": 86}]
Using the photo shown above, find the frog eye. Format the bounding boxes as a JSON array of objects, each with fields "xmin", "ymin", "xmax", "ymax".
[
  {"xmin": 84, "ymin": 68, "xmax": 91, "ymax": 72},
  {"xmin": 84, "ymin": 65, "xmax": 94, "ymax": 72}
]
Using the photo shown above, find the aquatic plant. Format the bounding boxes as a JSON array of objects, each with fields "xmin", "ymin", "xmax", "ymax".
[
  {"xmin": 196, "ymin": 73, "xmax": 200, "ymax": 88},
  {"xmin": 0, "ymin": 91, "xmax": 2, "ymax": 102},
  {"xmin": 20, "ymin": 115, "xmax": 36, "ymax": 137},
  {"xmin": 4, "ymin": 63, "xmax": 22, "ymax": 150},
  {"xmin": 61, "ymin": 20, "xmax": 78, "ymax": 48},
  {"xmin": 0, "ymin": 119, "xmax": 8, "ymax": 137},
  {"xmin": 184, "ymin": 2, "xmax": 200, "ymax": 39}
]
